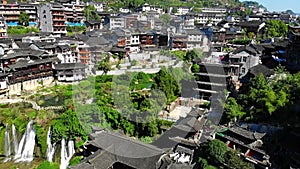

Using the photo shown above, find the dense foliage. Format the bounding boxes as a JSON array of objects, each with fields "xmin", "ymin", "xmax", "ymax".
[
  {"xmin": 66, "ymin": 26, "xmax": 87, "ymax": 33},
  {"xmin": 83, "ymin": 5, "xmax": 101, "ymax": 21},
  {"xmin": 59, "ymin": 69, "xmax": 185, "ymax": 138},
  {"xmin": 224, "ymin": 69, "xmax": 300, "ymax": 125},
  {"xmin": 18, "ymin": 12, "xmax": 29, "ymax": 26},
  {"xmin": 7, "ymin": 26, "xmax": 39, "ymax": 35},
  {"xmin": 36, "ymin": 161, "xmax": 59, "ymax": 169},
  {"xmin": 198, "ymin": 139, "xmax": 253, "ymax": 169},
  {"xmin": 266, "ymin": 20, "xmax": 288, "ymax": 38},
  {"xmin": 105, "ymin": 0, "xmax": 242, "ymax": 11}
]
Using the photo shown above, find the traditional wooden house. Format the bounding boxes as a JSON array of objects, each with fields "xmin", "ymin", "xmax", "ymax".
[
  {"xmin": 215, "ymin": 126, "xmax": 271, "ymax": 168},
  {"xmin": 54, "ymin": 62, "xmax": 87, "ymax": 82},
  {"xmin": 70, "ymin": 131, "xmax": 164, "ymax": 169},
  {"xmin": 7, "ymin": 58, "xmax": 54, "ymax": 84},
  {"xmin": 171, "ymin": 34, "xmax": 188, "ymax": 51}
]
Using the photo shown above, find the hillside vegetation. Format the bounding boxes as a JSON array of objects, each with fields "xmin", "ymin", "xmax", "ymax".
[{"xmin": 87, "ymin": 0, "xmax": 243, "ymax": 10}]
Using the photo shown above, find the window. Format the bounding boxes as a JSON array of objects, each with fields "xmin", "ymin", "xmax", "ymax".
[
  {"xmin": 241, "ymin": 68, "xmax": 246, "ymax": 74},
  {"xmin": 242, "ymin": 57, "xmax": 247, "ymax": 62}
]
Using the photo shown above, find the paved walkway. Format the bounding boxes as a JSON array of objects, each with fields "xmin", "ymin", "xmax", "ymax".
[{"xmin": 0, "ymin": 99, "xmax": 65, "ymax": 111}]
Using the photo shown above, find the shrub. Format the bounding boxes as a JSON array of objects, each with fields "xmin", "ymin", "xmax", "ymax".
[
  {"xmin": 69, "ymin": 156, "xmax": 82, "ymax": 166},
  {"xmin": 36, "ymin": 161, "xmax": 59, "ymax": 169},
  {"xmin": 66, "ymin": 26, "xmax": 86, "ymax": 33},
  {"xmin": 7, "ymin": 26, "xmax": 39, "ymax": 35}
]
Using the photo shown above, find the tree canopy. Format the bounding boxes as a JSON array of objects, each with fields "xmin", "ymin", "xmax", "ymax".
[
  {"xmin": 18, "ymin": 12, "xmax": 29, "ymax": 26},
  {"xmin": 83, "ymin": 5, "xmax": 101, "ymax": 21},
  {"xmin": 199, "ymin": 139, "xmax": 253, "ymax": 169},
  {"xmin": 97, "ymin": 54, "xmax": 112, "ymax": 75},
  {"xmin": 266, "ymin": 20, "xmax": 288, "ymax": 38},
  {"xmin": 223, "ymin": 69, "xmax": 300, "ymax": 125},
  {"xmin": 152, "ymin": 67, "xmax": 180, "ymax": 104}
]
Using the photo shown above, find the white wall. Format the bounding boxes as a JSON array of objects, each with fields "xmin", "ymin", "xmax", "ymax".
[{"xmin": 8, "ymin": 77, "xmax": 54, "ymax": 96}]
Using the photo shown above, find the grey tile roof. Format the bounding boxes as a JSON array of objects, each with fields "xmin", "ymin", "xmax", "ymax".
[
  {"xmin": 54, "ymin": 63, "xmax": 86, "ymax": 70},
  {"xmin": 232, "ymin": 45, "xmax": 262, "ymax": 56},
  {"xmin": 248, "ymin": 64, "xmax": 273, "ymax": 77},
  {"xmin": 73, "ymin": 131, "xmax": 164, "ymax": 169},
  {"xmin": 8, "ymin": 58, "xmax": 54, "ymax": 70},
  {"xmin": 185, "ymin": 29, "xmax": 204, "ymax": 35},
  {"xmin": 86, "ymin": 36, "xmax": 110, "ymax": 46},
  {"xmin": 4, "ymin": 50, "xmax": 45, "ymax": 59}
]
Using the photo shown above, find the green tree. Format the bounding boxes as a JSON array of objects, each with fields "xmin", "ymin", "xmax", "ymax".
[
  {"xmin": 171, "ymin": 7, "xmax": 178, "ymax": 13},
  {"xmin": 224, "ymin": 97, "xmax": 246, "ymax": 122},
  {"xmin": 238, "ymin": 73, "xmax": 288, "ymax": 120},
  {"xmin": 159, "ymin": 14, "xmax": 171, "ymax": 26},
  {"xmin": 193, "ymin": 8, "xmax": 202, "ymax": 13},
  {"xmin": 247, "ymin": 32, "xmax": 256, "ymax": 39},
  {"xmin": 225, "ymin": 150, "xmax": 253, "ymax": 169},
  {"xmin": 97, "ymin": 54, "xmax": 112, "ymax": 75},
  {"xmin": 198, "ymin": 157, "xmax": 208, "ymax": 168},
  {"xmin": 191, "ymin": 64, "xmax": 200, "ymax": 73},
  {"xmin": 202, "ymin": 139, "xmax": 228, "ymax": 164},
  {"xmin": 186, "ymin": 49, "xmax": 205, "ymax": 62},
  {"xmin": 153, "ymin": 67, "xmax": 180, "ymax": 103},
  {"xmin": 51, "ymin": 109, "xmax": 87, "ymax": 142},
  {"xmin": 171, "ymin": 50, "xmax": 187, "ymax": 60},
  {"xmin": 266, "ymin": 20, "xmax": 288, "ymax": 37},
  {"xmin": 18, "ymin": 12, "xmax": 29, "ymax": 26},
  {"xmin": 83, "ymin": 5, "xmax": 101, "ymax": 21},
  {"xmin": 131, "ymin": 59, "xmax": 138, "ymax": 66}
]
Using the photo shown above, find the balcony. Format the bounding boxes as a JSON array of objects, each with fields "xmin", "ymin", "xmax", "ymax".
[
  {"xmin": 173, "ymin": 38, "xmax": 188, "ymax": 42},
  {"xmin": 173, "ymin": 43, "xmax": 187, "ymax": 48},
  {"xmin": 0, "ymin": 11, "xmax": 20, "ymax": 15},
  {"xmin": 6, "ymin": 17, "xmax": 19, "ymax": 21},
  {"xmin": 53, "ymin": 24, "xmax": 66, "ymax": 27},
  {"xmin": 53, "ymin": 18, "xmax": 65, "ymax": 21},
  {"xmin": 22, "ymin": 10, "xmax": 36, "ymax": 14},
  {"xmin": 52, "ymin": 12, "xmax": 64, "ymax": 16}
]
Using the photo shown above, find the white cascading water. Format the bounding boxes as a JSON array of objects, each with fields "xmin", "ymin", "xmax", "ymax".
[
  {"xmin": 60, "ymin": 138, "xmax": 75, "ymax": 169},
  {"xmin": 12, "ymin": 124, "xmax": 19, "ymax": 155},
  {"xmin": 15, "ymin": 120, "xmax": 36, "ymax": 162},
  {"xmin": 46, "ymin": 127, "xmax": 56, "ymax": 162},
  {"xmin": 14, "ymin": 133, "xmax": 25, "ymax": 160},
  {"xmin": 3, "ymin": 124, "xmax": 11, "ymax": 162}
]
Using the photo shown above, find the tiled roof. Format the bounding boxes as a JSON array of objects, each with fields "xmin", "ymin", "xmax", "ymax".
[
  {"xmin": 8, "ymin": 58, "xmax": 54, "ymax": 69},
  {"xmin": 54, "ymin": 63, "xmax": 86, "ymax": 70},
  {"xmin": 4, "ymin": 50, "xmax": 45, "ymax": 59}
]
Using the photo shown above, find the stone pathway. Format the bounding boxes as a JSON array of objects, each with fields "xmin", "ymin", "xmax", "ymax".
[{"xmin": 0, "ymin": 99, "xmax": 65, "ymax": 111}]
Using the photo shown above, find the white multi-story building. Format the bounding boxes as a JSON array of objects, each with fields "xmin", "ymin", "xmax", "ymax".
[
  {"xmin": 200, "ymin": 8, "xmax": 227, "ymax": 13},
  {"xmin": 142, "ymin": 3, "xmax": 164, "ymax": 14},
  {"xmin": 88, "ymin": 2, "xmax": 106, "ymax": 12},
  {"xmin": 177, "ymin": 6, "xmax": 191, "ymax": 15},
  {"xmin": 195, "ymin": 8, "xmax": 227, "ymax": 24},
  {"xmin": 195, "ymin": 13, "xmax": 225, "ymax": 24},
  {"xmin": 0, "ymin": 17, "xmax": 7, "ymax": 38},
  {"xmin": 109, "ymin": 16, "xmax": 125, "ymax": 30}
]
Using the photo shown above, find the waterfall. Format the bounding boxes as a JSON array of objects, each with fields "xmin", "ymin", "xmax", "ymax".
[
  {"xmin": 46, "ymin": 127, "xmax": 56, "ymax": 162},
  {"xmin": 3, "ymin": 124, "xmax": 11, "ymax": 162},
  {"xmin": 14, "ymin": 133, "xmax": 25, "ymax": 160},
  {"xmin": 15, "ymin": 120, "xmax": 36, "ymax": 163},
  {"xmin": 12, "ymin": 124, "xmax": 19, "ymax": 155},
  {"xmin": 60, "ymin": 138, "xmax": 75, "ymax": 169}
]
